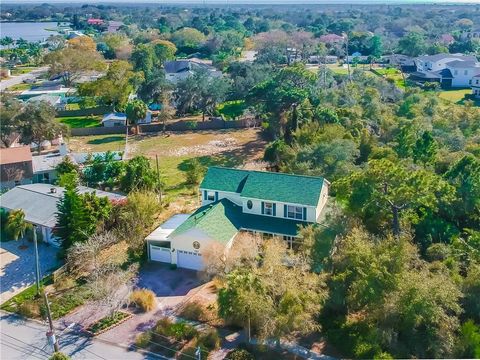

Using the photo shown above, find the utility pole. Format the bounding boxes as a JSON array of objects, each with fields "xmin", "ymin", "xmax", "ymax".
[
  {"xmin": 43, "ymin": 291, "xmax": 59, "ymax": 353},
  {"xmin": 345, "ymin": 33, "xmax": 351, "ymax": 82},
  {"xmin": 33, "ymin": 226, "xmax": 41, "ymax": 296}
]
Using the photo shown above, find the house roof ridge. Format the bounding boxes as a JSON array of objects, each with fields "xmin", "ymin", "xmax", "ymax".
[{"xmin": 208, "ymin": 165, "xmax": 325, "ymax": 181}]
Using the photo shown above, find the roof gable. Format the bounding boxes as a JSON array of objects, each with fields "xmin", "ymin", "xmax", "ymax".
[
  {"xmin": 200, "ymin": 166, "xmax": 325, "ymax": 206},
  {"xmin": 0, "ymin": 146, "xmax": 32, "ymax": 165},
  {"xmin": 170, "ymin": 199, "xmax": 240, "ymax": 243}
]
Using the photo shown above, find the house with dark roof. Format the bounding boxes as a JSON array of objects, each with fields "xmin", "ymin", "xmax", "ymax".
[
  {"xmin": 145, "ymin": 167, "xmax": 329, "ymax": 270},
  {"xmin": 411, "ymin": 53, "xmax": 480, "ymax": 88},
  {"xmin": 164, "ymin": 59, "xmax": 222, "ymax": 84}
]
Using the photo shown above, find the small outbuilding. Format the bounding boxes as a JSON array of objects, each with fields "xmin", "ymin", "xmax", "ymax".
[{"xmin": 102, "ymin": 113, "xmax": 127, "ymax": 127}]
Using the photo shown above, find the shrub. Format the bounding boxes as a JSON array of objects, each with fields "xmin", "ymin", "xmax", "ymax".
[
  {"xmin": 226, "ymin": 349, "xmax": 255, "ymax": 360},
  {"xmin": 54, "ymin": 276, "xmax": 76, "ymax": 291},
  {"xmin": 179, "ymin": 302, "xmax": 204, "ymax": 321},
  {"xmin": 135, "ymin": 331, "xmax": 152, "ymax": 348},
  {"xmin": 49, "ymin": 352, "xmax": 71, "ymax": 360},
  {"xmin": 167, "ymin": 322, "xmax": 198, "ymax": 341},
  {"xmin": 17, "ymin": 300, "xmax": 41, "ymax": 318},
  {"xmin": 130, "ymin": 289, "xmax": 156, "ymax": 312},
  {"xmin": 197, "ymin": 329, "xmax": 220, "ymax": 350},
  {"xmin": 185, "ymin": 158, "xmax": 205, "ymax": 185},
  {"xmin": 154, "ymin": 317, "xmax": 174, "ymax": 336}
]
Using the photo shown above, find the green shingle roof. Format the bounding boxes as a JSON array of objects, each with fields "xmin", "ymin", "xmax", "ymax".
[
  {"xmin": 170, "ymin": 199, "xmax": 241, "ymax": 244},
  {"xmin": 170, "ymin": 198, "xmax": 306, "ymax": 242},
  {"xmin": 200, "ymin": 167, "xmax": 325, "ymax": 206}
]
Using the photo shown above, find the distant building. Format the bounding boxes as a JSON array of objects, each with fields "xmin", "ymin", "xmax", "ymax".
[
  {"xmin": 107, "ymin": 21, "xmax": 124, "ymax": 33},
  {"xmin": 0, "ymin": 147, "xmax": 34, "ymax": 189},
  {"xmin": 87, "ymin": 18, "xmax": 104, "ymax": 26},
  {"xmin": 102, "ymin": 113, "xmax": 127, "ymax": 127},
  {"xmin": 26, "ymin": 94, "xmax": 66, "ymax": 111},
  {"xmin": 164, "ymin": 59, "xmax": 222, "ymax": 84},
  {"xmin": 308, "ymin": 55, "xmax": 338, "ymax": 64},
  {"xmin": 461, "ymin": 28, "xmax": 480, "ymax": 40}
]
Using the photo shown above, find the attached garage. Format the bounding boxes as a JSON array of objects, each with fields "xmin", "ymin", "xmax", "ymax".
[
  {"xmin": 150, "ymin": 245, "xmax": 171, "ymax": 263},
  {"xmin": 177, "ymin": 250, "xmax": 204, "ymax": 271}
]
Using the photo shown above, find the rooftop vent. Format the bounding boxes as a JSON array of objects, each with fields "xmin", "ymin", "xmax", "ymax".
[{"xmin": 50, "ymin": 187, "xmax": 57, "ymax": 194}]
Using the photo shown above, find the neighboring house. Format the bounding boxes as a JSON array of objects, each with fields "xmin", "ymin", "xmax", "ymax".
[
  {"xmin": 145, "ymin": 167, "xmax": 329, "ymax": 270},
  {"xmin": 87, "ymin": 18, "xmax": 104, "ymax": 26},
  {"xmin": 470, "ymin": 74, "xmax": 480, "ymax": 98},
  {"xmin": 382, "ymin": 54, "xmax": 416, "ymax": 72},
  {"xmin": 107, "ymin": 21, "xmax": 124, "ymax": 33},
  {"xmin": 19, "ymin": 82, "xmax": 73, "ymax": 100},
  {"xmin": 410, "ymin": 53, "xmax": 480, "ymax": 88},
  {"xmin": 26, "ymin": 94, "xmax": 66, "ymax": 111},
  {"xmin": 0, "ymin": 184, "xmax": 125, "ymax": 246},
  {"xmin": 164, "ymin": 59, "xmax": 222, "ymax": 83},
  {"xmin": 0, "ymin": 147, "xmax": 34, "ymax": 190},
  {"xmin": 102, "ymin": 113, "xmax": 127, "ymax": 127},
  {"xmin": 308, "ymin": 55, "xmax": 338, "ymax": 64},
  {"xmin": 461, "ymin": 28, "xmax": 480, "ymax": 40},
  {"xmin": 1, "ymin": 143, "xmax": 123, "ymax": 189}
]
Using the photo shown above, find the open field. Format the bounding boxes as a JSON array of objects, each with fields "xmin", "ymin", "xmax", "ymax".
[{"xmin": 67, "ymin": 128, "xmax": 267, "ymax": 195}]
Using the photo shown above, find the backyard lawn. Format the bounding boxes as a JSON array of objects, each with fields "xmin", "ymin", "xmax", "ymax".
[
  {"xmin": 6, "ymin": 83, "xmax": 34, "ymax": 91},
  {"xmin": 67, "ymin": 128, "xmax": 266, "ymax": 195},
  {"xmin": 438, "ymin": 89, "xmax": 472, "ymax": 104},
  {"xmin": 371, "ymin": 68, "xmax": 406, "ymax": 89},
  {"xmin": 57, "ymin": 115, "xmax": 102, "ymax": 128},
  {"xmin": 10, "ymin": 66, "xmax": 39, "ymax": 76}
]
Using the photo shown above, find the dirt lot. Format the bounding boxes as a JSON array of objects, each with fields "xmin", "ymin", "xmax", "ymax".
[{"xmin": 68, "ymin": 128, "xmax": 267, "ymax": 196}]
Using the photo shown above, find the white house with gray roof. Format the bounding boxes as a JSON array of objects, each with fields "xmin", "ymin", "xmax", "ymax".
[
  {"xmin": 0, "ymin": 183, "xmax": 125, "ymax": 246},
  {"xmin": 411, "ymin": 53, "xmax": 480, "ymax": 88}
]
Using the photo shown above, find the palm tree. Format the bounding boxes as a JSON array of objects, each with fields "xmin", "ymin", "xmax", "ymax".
[{"xmin": 6, "ymin": 209, "xmax": 32, "ymax": 248}]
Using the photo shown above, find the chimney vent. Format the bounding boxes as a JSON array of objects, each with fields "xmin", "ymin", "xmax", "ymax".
[{"xmin": 50, "ymin": 187, "xmax": 57, "ymax": 194}]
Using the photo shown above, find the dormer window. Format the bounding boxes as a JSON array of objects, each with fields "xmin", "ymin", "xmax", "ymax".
[{"xmin": 207, "ymin": 191, "xmax": 215, "ymax": 201}]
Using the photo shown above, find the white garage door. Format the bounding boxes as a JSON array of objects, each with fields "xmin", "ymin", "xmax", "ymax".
[
  {"xmin": 177, "ymin": 250, "xmax": 204, "ymax": 270},
  {"xmin": 150, "ymin": 245, "xmax": 171, "ymax": 263}
]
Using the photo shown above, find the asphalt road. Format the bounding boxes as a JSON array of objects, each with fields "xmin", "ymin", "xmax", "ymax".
[
  {"xmin": 0, "ymin": 66, "xmax": 48, "ymax": 91},
  {"xmin": 0, "ymin": 312, "xmax": 165, "ymax": 360}
]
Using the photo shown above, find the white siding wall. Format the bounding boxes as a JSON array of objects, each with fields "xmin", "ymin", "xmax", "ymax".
[
  {"xmin": 200, "ymin": 189, "xmax": 242, "ymax": 206},
  {"xmin": 316, "ymin": 181, "xmax": 329, "ymax": 221},
  {"xmin": 450, "ymin": 67, "xmax": 480, "ymax": 87},
  {"xmin": 241, "ymin": 197, "xmax": 318, "ymax": 223}
]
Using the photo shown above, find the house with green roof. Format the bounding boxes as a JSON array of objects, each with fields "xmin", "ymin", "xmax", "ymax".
[{"xmin": 145, "ymin": 167, "xmax": 329, "ymax": 271}]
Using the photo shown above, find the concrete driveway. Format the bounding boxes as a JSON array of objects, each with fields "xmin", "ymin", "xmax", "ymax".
[
  {"xmin": 0, "ymin": 66, "xmax": 49, "ymax": 91},
  {"xmin": 0, "ymin": 240, "xmax": 60, "ymax": 304},
  {"xmin": 136, "ymin": 262, "xmax": 203, "ymax": 298}
]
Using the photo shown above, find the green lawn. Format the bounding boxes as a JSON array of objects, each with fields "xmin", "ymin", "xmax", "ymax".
[
  {"xmin": 326, "ymin": 64, "xmax": 349, "ymax": 75},
  {"xmin": 57, "ymin": 116, "xmax": 102, "ymax": 128},
  {"xmin": 6, "ymin": 83, "xmax": 33, "ymax": 91},
  {"xmin": 10, "ymin": 66, "xmax": 38, "ymax": 76},
  {"xmin": 68, "ymin": 134, "xmax": 126, "ymax": 153},
  {"xmin": 1, "ymin": 275, "xmax": 92, "ymax": 320},
  {"xmin": 438, "ymin": 89, "xmax": 471, "ymax": 103},
  {"xmin": 371, "ymin": 68, "xmax": 406, "ymax": 89}
]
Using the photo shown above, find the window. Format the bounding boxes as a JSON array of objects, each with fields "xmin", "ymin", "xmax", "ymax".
[
  {"xmin": 264, "ymin": 202, "xmax": 273, "ymax": 215},
  {"xmin": 287, "ymin": 205, "xmax": 303, "ymax": 220},
  {"xmin": 283, "ymin": 235, "xmax": 294, "ymax": 249},
  {"xmin": 207, "ymin": 191, "xmax": 215, "ymax": 201},
  {"xmin": 247, "ymin": 200, "xmax": 253, "ymax": 209}
]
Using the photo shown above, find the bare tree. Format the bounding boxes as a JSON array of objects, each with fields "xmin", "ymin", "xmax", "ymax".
[{"xmin": 202, "ymin": 232, "xmax": 261, "ymax": 279}]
